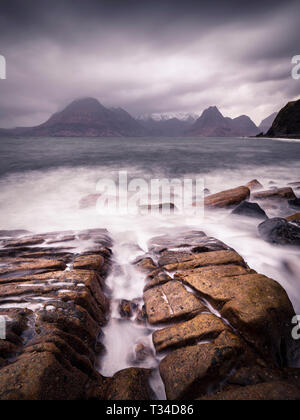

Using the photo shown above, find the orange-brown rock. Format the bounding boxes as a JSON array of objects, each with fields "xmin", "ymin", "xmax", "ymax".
[
  {"xmin": 204, "ymin": 186, "xmax": 250, "ymax": 208},
  {"xmin": 0, "ymin": 351, "xmax": 88, "ymax": 400},
  {"xmin": 252, "ymin": 187, "xmax": 296, "ymax": 200},
  {"xmin": 245, "ymin": 179, "xmax": 263, "ymax": 191},
  {"xmin": 199, "ymin": 381, "xmax": 300, "ymax": 400},
  {"xmin": 0, "ymin": 258, "xmax": 66, "ymax": 277},
  {"xmin": 105, "ymin": 368, "xmax": 155, "ymax": 400},
  {"xmin": 134, "ymin": 257, "xmax": 157, "ymax": 273},
  {"xmin": 286, "ymin": 213, "xmax": 300, "ymax": 222},
  {"xmin": 163, "ymin": 250, "xmax": 246, "ymax": 272},
  {"xmin": 73, "ymin": 254, "xmax": 105, "ymax": 273},
  {"xmin": 143, "ymin": 280, "xmax": 205, "ymax": 324},
  {"xmin": 153, "ymin": 313, "xmax": 229, "ymax": 353},
  {"xmin": 159, "ymin": 332, "xmax": 244, "ymax": 400},
  {"xmin": 176, "ymin": 271, "xmax": 296, "ymax": 365}
]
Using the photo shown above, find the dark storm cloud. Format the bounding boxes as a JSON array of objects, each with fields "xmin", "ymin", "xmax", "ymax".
[{"xmin": 0, "ymin": 0, "xmax": 299, "ymax": 127}]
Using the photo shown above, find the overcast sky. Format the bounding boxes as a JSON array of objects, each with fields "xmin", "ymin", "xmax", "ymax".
[{"xmin": 0, "ymin": 0, "xmax": 299, "ymax": 128}]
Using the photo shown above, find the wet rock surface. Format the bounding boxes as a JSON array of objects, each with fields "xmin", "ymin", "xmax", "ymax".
[
  {"xmin": 258, "ymin": 218, "xmax": 300, "ymax": 246},
  {"xmin": 232, "ymin": 201, "xmax": 268, "ymax": 219},
  {"xmin": 252, "ymin": 187, "xmax": 296, "ymax": 201},
  {"xmin": 139, "ymin": 230, "xmax": 300, "ymax": 400},
  {"xmin": 0, "ymin": 229, "xmax": 115, "ymax": 400},
  {"xmin": 204, "ymin": 186, "xmax": 250, "ymax": 208}
]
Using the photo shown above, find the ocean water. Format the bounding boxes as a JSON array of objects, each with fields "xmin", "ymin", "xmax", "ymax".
[{"xmin": 0, "ymin": 135, "xmax": 299, "ymax": 397}]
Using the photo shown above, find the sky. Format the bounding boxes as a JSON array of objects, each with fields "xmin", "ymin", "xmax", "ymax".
[{"xmin": 0, "ymin": 0, "xmax": 299, "ymax": 128}]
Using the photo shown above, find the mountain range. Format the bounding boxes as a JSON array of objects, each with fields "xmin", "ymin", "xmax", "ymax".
[
  {"xmin": 186, "ymin": 106, "xmax": 259, "ymax": 137},
  {"xmin": 0, "ymin": 97, "xmax": 266, "ymax": 138}
]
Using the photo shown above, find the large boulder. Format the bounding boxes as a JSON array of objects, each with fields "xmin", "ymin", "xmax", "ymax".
[
  {"xmin": 159, "ymin": 331, "xmax": 244, "ymax": 400},
  {"xmin": 245, "ymin": 180, "xmax": 263, "ymax": 191},
  {"xmin": 252, "ymin": 187, "xmax": 296, "ymax": 201},
  {"xmin": 105, "ymin": 368, "xmax": 155, "ymax": 400},
  {"xmin": 232, "ymin": 201, "xmax": 268, "ymax": 220},
  {"xmin": 176, "ymin": 269, "xmax": 297, "ymax": 366},
  {"xmin": 0, "ymin": 351, "xmax": 89, "ymax": 400},
  {"xmin": 258, "ymin": 218, "xmax": 300, "ymax": 246},
  {"xmin": 204, "ymin": 186, "xmax": 250, "ymax": 208}
]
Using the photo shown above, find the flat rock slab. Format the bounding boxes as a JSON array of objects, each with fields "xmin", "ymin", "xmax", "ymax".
[
  {"xmin": 177, "ymin": 271, "xmax": 296, "ymax": 365},
  {"xmin": 204, "ymin": 186, "xmax": 250, "ymax": 208},
  {"xmin": 163, "ymin": 250, "xmax": 246, "ymax": 272},
  {"xmin": 153, "ymin": 312, "xmax": 229, "ymax": 353},
  {"xmin": 148, "ymin": 230, "xmax": 207, "ymax": 254},
  {"xmin": 143, "ymin": 280, "xmax": 205, "ymax": 324},
  {"xmin": 159, "ymin": 331, "xmax": 244, "ymax": 400}
]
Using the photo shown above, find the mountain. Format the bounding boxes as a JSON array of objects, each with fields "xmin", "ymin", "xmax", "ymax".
[
  {"xmin": 258, "ymin": 112, "xmax": 278, "ymax": 134},
  {"xmin": 0, "ymin": 98, "xmax": 147, "ymax": 137},
  {"xmin": 187, "ymin": 106, "xmax": 259, "ymax": 137},
  {"xmin": 267, "ymin": 100, "xmax": 300, "ymax": 138},
  {"xmin": 0, "ymin": 99, "xmax": 260, "ymax": 138},
  {"xmin": 139, "ymin": 117, "xmax": 194, "ymax": 137}
]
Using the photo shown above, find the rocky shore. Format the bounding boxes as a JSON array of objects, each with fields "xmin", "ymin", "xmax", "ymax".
[{"xmin": 0, "ymin": 179, "xmax": 300, "ymax": 400}]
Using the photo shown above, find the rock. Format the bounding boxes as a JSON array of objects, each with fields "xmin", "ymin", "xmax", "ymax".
[
  {"xmin": 105, "ymin": 368, "xmax": 155, "ymax": 400},
  {"xmin": 135, "ymin": 305, "xmax": 147, "ymax": 324},
  {"xmin": 0, "ymin": 258, "xmax": 66, "ymax": 278},
  {"xmin": 153, "ymin": 313, "xmax": 229, "ymax": 353},
  {"xmin": 288, "ymin": 198, "xmax": 300, "ymax": 210},
  {"xmin": 148, "ymin": 230, "xmax": 208, "ymax": 253},
  {"xmin": 73, "ymin": 254, "xmax": 106, "ymax": 273},
  {"xmin": 161, "ymin": 249, "xmax": 246, "ymax": 272},
  {"xmin": 177, "ymin": 270, "xmax": 297, "ymax": 366},
  {"xmin": 175, "ymin": 263, "xmax": 253, "ymax": 290},
  {"xmin": 232, "ymin": 201, "xmax": 268, "ymax": 219},
  {"xmin": 159, "ymin": 331, "xmax": 244, "ymax": 400},
  {"xmin": 143, "ymin": 280, "xmax": 205, "ymax": 325},
  {"xmin": 135, "ymin": 343, "xmax": 153, "ymax": 361},
  {"xmin": 2, "ymin": 237, "xmax": 45, "ymax": 248},
  {"xmin": 134, "ymin": 257, "xmax": 157, "ymax": 273},
  {"xmin": 252, "ymin": 187, "xmax": 296, "ymax": 201},
  {"xmin": 46, "ymin": 235, "xmax": 76, "ymax": 244},
  {"xmin": 204, "ymin": 186, "xmax": 250, "ymax": 208},
  {"xmin": 258, "ymin": 218, "xmax": 300, "ymax": 246},
  {"xmin": 245, "ymin": 180, "xmax": 263, "ymax": 191},
  {"xmin": 118, "ymin": 299, "xmax": 137, "ymax": 318},
  {"xmin": 200, "ymin": 381, "xmax": 300, "ymax": 400},
  {"xmin": 286, "ymin": 213, "xmax": 300, "ymax": 222},
  {"xmin": 0, "ymin": 228, "xmax": 113, "ymax": 401},
  {"xmin": 79, "ymin": 194, "xmax": 101, "ymax": 209},
  {"xmin": 144, "ymin": 271, "xmax": 172, "ymax": 292},
  {"xmin": 0, "ymin": 351, "xmax": 88, "ymax": 400}
]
